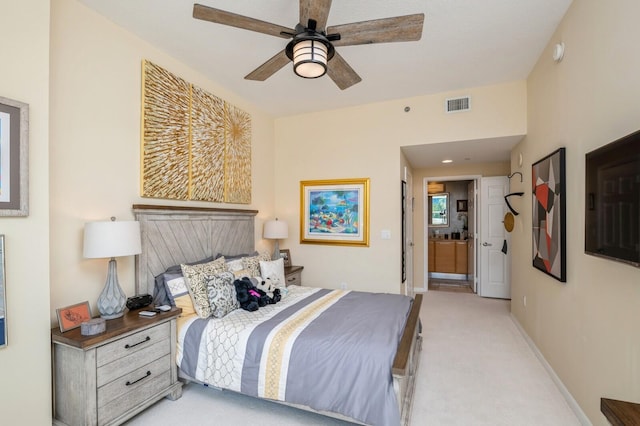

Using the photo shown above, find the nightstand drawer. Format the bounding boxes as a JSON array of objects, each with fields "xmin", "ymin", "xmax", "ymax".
[
  {"xmin": 96, "ymin": 321, "xmax": 170, "ymax": 367},
  {"xmin": 98, "ymin": 355, "xmax": 171, "ymax": 425},
  {"xmin": 285, "ymin": 271, "xmax": 301, "ymax": 286},
  {"xmin": 97, "ymin": 338, "xmax": 170, "ymax": 387}
]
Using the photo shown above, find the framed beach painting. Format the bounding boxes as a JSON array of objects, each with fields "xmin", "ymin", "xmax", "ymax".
[
  {"xmin": 0, "ymin": 96, "xmax": 29, "ymax": 216},
  {"xmin": 300, "ymin": 178, "xmax": 370, "ymax": 246}
]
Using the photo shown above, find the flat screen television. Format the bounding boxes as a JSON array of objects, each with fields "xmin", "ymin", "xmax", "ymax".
[{"xmin": 585, "ymin": 129, "xmax": 640, "ymax": 267}]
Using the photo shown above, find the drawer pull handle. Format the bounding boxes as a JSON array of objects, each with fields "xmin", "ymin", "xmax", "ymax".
[
  {"xmin": 125, "ymin": 336, "xmax": 150, "ymax": 349},
  {"xmin": 126, "ymin": 370, "xmax": 151, "ymax": 386}
]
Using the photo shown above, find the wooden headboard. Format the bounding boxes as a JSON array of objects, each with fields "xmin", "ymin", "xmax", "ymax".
[{"xmin": 132, "ymin": 204, "xmax": 258, "ymax": 296}]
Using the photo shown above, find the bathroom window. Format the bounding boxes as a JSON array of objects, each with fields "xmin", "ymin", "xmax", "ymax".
[{"xmin": 429, "ymin": 193, "xmax": 449, "ymax": 227}]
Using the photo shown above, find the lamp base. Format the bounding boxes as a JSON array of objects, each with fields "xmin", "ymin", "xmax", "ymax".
[
  {"xmin": 272, "ymin": 240, "xmax": 281, "ymax": 261},
  {"xmin": 97, "ymin": 258, "xmax": 127, "ymax": 320}
]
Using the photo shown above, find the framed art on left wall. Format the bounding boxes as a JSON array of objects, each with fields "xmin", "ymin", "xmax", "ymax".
[{"xmin": 0, "ymin": 96, "xmax": 29, "ymax": 216}]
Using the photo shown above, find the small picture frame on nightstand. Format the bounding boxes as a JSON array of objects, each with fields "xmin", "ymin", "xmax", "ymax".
[
  {"xmin": 279, "ymin": 249, "xmax": 292, "ymax": 267},
  {"xmin": 56, "ymin": 301, "xmax": 92, "ymax": 332}
]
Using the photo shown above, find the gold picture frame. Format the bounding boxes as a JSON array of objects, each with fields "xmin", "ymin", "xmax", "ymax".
[{"xmin": 300, "ymin": 178, "xmax": 370, "ymax": 247}]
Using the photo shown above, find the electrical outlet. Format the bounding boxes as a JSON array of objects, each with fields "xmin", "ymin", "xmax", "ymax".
[
  {"xmin": 340, "ymin": 282, "xmax": 347, "ymax": 290},
  {"xmin": 523, "ymin": 295, "xmax": 527, "ymax": 307}
]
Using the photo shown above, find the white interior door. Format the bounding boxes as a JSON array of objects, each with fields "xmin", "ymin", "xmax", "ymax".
[
  {"xmin": 479, "ymin": 176, "xmax": 511, "ymax": 299},
  {"xmin": 467, "ymin": 181, "xmax": 477, "ymax": 293}
]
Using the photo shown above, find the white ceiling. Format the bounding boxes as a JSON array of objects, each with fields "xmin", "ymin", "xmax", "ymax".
[{"xmin": 78, "ymin": 0, "xmax": 572, "ymax": 167}]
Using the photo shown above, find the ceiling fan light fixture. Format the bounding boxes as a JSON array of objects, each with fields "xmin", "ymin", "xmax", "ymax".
[
  {"xmin": 286, "ymin": 31, "xmax": 335, "ymax": 79},
  {"xmin": 293, "ymin": 39, "xmax": 328, "ymax": 78}
]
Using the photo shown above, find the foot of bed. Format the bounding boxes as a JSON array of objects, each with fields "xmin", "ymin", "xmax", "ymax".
[{"xmin": 399, "ymin": 335, "xmax": 422, "ymax": 426}]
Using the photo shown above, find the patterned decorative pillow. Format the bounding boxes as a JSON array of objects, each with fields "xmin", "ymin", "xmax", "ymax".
[
  {"xmin": 161, "ymin": 272, "xmax": 184, "ymax": 306},
  {"xmin": 164, "ymin": 275, "xmax": 196, "ymax": 317},
  {"xmin": 259, "ymin": 257, "xmax": 286, "ymax": 286},
  {"xmin": 206, "ymin": 271, "xmax": 240, "ymax": 318},
  {"xmin": 153, "ymin": 256, "xmax": 215, "ymax": 305},
  {"xmin": 241, "ymin": 251, "xmax": 272, "ymax": 277},
  {"xmin": 181, "ymin": 257, "xmax": 227, "ymax": 318}
]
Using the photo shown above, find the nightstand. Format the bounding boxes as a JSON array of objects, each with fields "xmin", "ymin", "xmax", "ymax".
[
  {"xmin": 52, "ymin": 307, "xmax": 183, "ymax": 426},
  {"xmin": 284, "ymin": 265, "xmax": 304, "ymax": 286}
]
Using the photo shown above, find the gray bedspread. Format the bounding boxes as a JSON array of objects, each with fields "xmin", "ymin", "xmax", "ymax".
[{"xmin": 179, "ymin": 287, "xmax": 412, "ymax": 426}]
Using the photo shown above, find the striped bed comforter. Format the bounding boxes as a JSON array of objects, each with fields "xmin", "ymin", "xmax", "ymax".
[{"xmin": 177, "ymin": 286, "xmax": 413, "ymax": 426}]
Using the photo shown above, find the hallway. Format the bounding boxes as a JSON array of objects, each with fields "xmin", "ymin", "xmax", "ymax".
[
  {"xmin": 428, "ymin": 278, "xmax": 474, "ymax": 293},
  {"xmin": 412, "ymin": 291, "xmax": 581, "ymax": 425}
]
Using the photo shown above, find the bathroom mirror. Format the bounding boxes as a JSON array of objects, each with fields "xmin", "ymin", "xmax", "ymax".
[{"xmin": 429, "ymin": 193, "xmax": 449, "ymax": 227}]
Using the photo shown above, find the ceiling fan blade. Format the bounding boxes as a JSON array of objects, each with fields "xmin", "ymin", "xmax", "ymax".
[
  {"xmin": 244, "ymin": 50, "xmax": 290, "ymax": 81},
  {"xmin": 193, "ymin": 4, "xmax": 293, "ymax": 39},
  {"xmin": 328, "ymin": 13, "xmax": 425, "ymax": 46},
  {"xmin": 327, "ymin": 52, "xmax": 362, "ymax": 90},
  {"xmin": 300, "ymin": 0, "xmax": 332, "ymax": 30}
]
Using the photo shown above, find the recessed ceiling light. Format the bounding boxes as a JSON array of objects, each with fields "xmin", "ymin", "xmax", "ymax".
[{"xmin": 442, "ymin": 159, "xmax": 453, "ymax": 163}]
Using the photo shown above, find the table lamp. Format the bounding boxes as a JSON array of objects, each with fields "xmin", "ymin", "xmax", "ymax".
[
  {"xmin": 263, "ymin": 218, "xmax": 288, "ymax": 260},
  {"xmin": 83, "ymin": 218, "xmax": 141, "ymax": 319}
]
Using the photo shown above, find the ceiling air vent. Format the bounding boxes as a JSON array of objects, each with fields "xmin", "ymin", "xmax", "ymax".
[{"xmin": 446, "ymin": 96, "xmax": 471, "ymax": 113}]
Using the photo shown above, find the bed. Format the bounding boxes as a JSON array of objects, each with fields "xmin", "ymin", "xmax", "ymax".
[{"xmin": 133, "ymin": 204, "xmax": 422, "ymax": 426}]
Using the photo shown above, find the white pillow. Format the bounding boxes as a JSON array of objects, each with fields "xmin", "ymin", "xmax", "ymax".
[
  {"xmin": 259, "ymin": 257, "xmax": 286, "ymax": 287},
  {"xmin": 225, "ymin": 258, "xmax": 244, "ymax": 272}
]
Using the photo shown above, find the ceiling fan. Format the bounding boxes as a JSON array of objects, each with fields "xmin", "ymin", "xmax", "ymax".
[{"xmin": 193, "ymin": 1, "xmax": 425, "ymax": 90}]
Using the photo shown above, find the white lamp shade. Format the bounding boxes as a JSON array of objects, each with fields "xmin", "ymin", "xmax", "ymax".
[
  {"xmin": 83, "ymin": 220, "xmax": 142, "ymax": 259},
  {"xmin": 263, "ymin": 219, "xmax": 288, "ymax": 239}
]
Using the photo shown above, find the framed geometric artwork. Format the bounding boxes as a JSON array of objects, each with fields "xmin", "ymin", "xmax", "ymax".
[
  {"xmin": 532, "ymin": 147, "xmax": 566, "ymax": 282},
  {"xmin": 300, "ymin": 178, "xmax": 370, "ymax": 247}
]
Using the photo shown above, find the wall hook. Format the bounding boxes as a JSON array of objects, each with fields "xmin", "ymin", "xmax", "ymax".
[
  {"xmin": 508, "ymin": 172, "xmax": 523, "ymax": 182},
  {"xmin": 504, "ymin": 191, "xmax": 525, "ymax": 216}
]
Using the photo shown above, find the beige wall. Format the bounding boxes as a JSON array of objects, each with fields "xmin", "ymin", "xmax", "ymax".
[
  {"xmin": 274, "ymin": 83, "xmax": 525, "ymax": 293},
  {"xmin": 49, "ymin": 0, "xmax": 277, "ymax": 324},
  {"xmin": 411, "ymin": 162, "xmax": 511, "ymax": 290},
  {"xmin": 8, "ymin": 0, "xmax": 635, "ymax": 423},
  {"xmin": 511, "ymin": 0, "xmax": 640, "ymax": 423},
  {"xmin": 0, "ymin": 0, "xmax": 52, "ymax": 423}
]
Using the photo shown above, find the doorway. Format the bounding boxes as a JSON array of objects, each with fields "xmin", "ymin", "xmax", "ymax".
[
  {"xmin": 423, "ymin": 175, "xmax": 479, "ymax": 293},
  {"xmin": 421, "ymin": 175, "xmax": 512, "ymax": 299}
]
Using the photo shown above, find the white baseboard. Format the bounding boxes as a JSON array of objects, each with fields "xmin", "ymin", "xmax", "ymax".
[{"xmin": 510, "ymin": 313, "xmax": 592, "ymax": 426}]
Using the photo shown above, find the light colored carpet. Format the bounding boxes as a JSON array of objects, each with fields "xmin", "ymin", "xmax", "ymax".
[{"xmin": 124, "ymin": 291, "xmax": 581, "ymax": 426}]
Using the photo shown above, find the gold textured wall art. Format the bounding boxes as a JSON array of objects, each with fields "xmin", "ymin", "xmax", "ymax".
[
  {"xmin": 190, "ymin": 85, "xmax": 225, "ymax": 202},
  {"xmin": 141, "ymin": 61, "xmax": 191, "ymax": 200},
  {"xmin": 224, "ymin": 103, "xmax": 251, "ymax": 204},
  {"xmin": 141, "ymin": 60, "xmax": 252, "ymax": 204}
]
